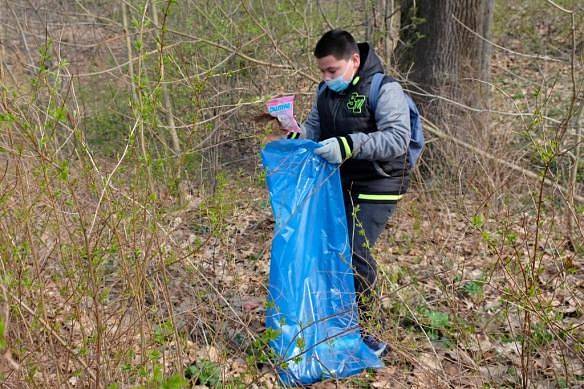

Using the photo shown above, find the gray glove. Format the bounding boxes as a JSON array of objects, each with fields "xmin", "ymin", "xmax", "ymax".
[{"xmin": 314, "ymin": 136, "xmax": 353, "ymax": 164}]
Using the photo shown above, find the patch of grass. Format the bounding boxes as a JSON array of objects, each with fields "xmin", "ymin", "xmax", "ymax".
[{"xmin": 184, "ymin": 359, "xmax": 221, "ymax": 388}]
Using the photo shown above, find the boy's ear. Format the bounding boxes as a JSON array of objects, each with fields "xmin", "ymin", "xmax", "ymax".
[{"xmin": 352, "ymin": 52, "xmax": 360, "ymax": 68}]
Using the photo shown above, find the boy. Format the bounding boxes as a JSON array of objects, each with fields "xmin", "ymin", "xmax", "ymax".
[{"xmin": 287, "ymin": 29, "xmax": 411, "ymax": 356}]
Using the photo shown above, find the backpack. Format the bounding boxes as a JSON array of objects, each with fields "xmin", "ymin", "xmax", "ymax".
[{"xmin": 318, "ymin": 73, "xmax": 425, "ymax": 169}]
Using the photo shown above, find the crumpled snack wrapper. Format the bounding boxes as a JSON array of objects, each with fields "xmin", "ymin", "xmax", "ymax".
[{"xmin": 266, "ymin": 95, "xmax": 301, "ymax": 133}]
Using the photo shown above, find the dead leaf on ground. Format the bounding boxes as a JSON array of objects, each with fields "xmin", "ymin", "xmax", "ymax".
[{"xmin": 418, "ymin": 352, "xmax": 441, "ymax": 371}]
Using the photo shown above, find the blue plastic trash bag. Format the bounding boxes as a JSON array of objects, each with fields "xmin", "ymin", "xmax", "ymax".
[{"xmin": 261, "ymin": 139, "xmax": 382, "ymax": 386}]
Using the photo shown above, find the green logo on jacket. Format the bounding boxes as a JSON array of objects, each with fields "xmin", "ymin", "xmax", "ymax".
[{"xmin": 347, "ymin": 92, "xmax": 366, "ymax": 114}]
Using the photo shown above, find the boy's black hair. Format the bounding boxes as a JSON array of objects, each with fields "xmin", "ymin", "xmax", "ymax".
[{"xmin": 314, "ymin": 29, "xmax": 358, "ymax": 59}]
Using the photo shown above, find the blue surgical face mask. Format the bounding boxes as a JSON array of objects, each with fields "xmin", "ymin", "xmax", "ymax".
[{"xmin": 325, "ymin": 60, "xmax": 353, "ymax": 93}]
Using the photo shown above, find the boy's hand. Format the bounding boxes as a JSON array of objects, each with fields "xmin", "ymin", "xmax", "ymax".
[{"xmin": 315, "ymin": 137, "xmax": 352, "ymax": 164}]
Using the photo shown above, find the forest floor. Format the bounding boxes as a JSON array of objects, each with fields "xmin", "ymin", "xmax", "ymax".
[
  {"xmin": 159, "ymin": 167, "xmax": 583, "ymax": 388},
  {"xmin": 1, "ymin": 2, "xmax": 582, "ymax": 387}
]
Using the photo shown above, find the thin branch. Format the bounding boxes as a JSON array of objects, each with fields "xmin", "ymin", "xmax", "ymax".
[
  {"xmin": 422, "ymin": 118, "xmax": 584, "ymax": 203},
  {"xmin": 3, "ymin": 288, "xmax": 97, "ymax": 381},
  {"xmin": 451, "ymin": 14, "xmax": 566, "ymax": 63}
]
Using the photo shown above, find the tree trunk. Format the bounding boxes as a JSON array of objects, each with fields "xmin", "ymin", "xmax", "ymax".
[{"xmin": 398, "ymin": 0, "xmax": 494, "ymax": 129}]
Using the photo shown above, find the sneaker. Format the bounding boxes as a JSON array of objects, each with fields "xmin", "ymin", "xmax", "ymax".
[{"xmin": 363, "ymin": 334, "xmax": 390, "ymax": 358}]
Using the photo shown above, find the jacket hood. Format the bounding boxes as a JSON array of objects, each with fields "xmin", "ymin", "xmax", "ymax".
[{"xmin": 356, "ymin": 42, "xmax": 384, "ymax": 79}]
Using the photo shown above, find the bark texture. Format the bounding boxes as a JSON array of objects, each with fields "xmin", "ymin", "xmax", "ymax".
[{"xmin": 398, "ymin": 0, "xmax": 494, "ymax": 127}]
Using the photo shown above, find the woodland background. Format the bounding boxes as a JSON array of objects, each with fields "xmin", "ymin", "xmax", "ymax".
[{"xmin": 0, "ymin": 0, "xmax": 582, "ymax": 388}]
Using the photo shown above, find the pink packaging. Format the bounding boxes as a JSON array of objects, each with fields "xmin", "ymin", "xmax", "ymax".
[{"xmin": 266, "ymin": 95, "xmax": 301, "ymax": 133}]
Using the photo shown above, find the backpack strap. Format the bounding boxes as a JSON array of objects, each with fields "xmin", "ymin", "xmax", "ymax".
[
  {"xmin": 369, "ymin": 73, "xmax": 399, "ymax": 112},
  {"xmin": 369, "ymin": 72, "xmax": 385, "ymax": 112}
]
